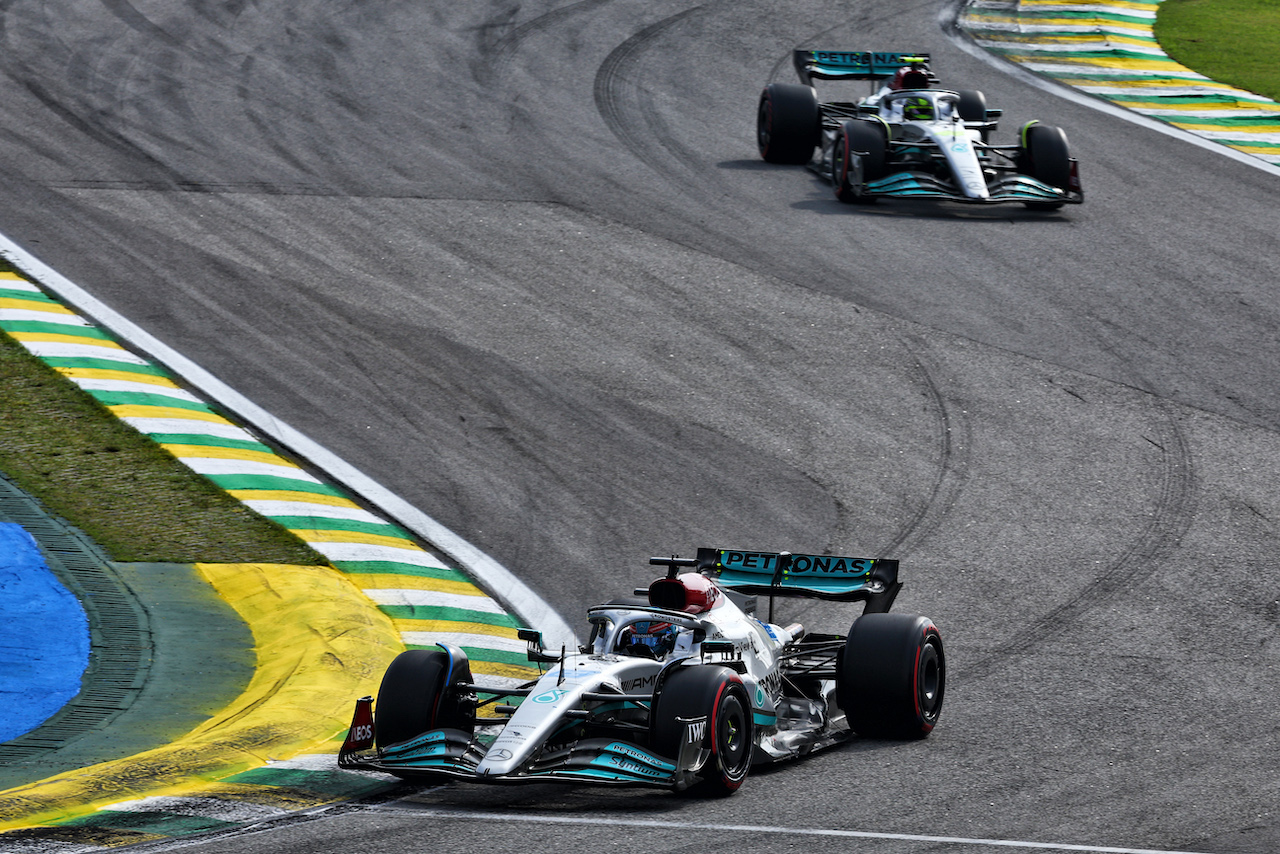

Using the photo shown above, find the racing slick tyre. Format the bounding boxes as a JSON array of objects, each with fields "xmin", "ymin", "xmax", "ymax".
[
  {"xmin": 1018, "ymin": 123, "xmax": 1071, "ymax": 210},
  {"xmin": 375, "ymin": 649, "xmax": 475, "ymax": 749},
  {"xmin": 832, "ymin": 120, "xmax": 886, "ymax": 204},
  {"xmin": 757, "ymin": 83, "xmax": 820, "ymax": 164},
  {"xmin": 651, "ymin": 665, "xmax": 753, "ymax": 794},
  {"xmin": 837, "ymin": 613, "xmax": 944, "ymax": 739},
  {"xmin": 956, "ymin": 89, "xmax": 989, "ymax": 140},
  {"xmin": 956, "ymin": 89, "xmax": 987, "ymax": 122}
]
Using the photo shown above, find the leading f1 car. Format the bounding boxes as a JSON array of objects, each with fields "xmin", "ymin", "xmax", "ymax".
[
  {"xmin": 338, "ymin": 547, "xmax": 945, "ymax": 795},
  {"xmin": 757, "ymin": 50, "xmax": 1083, "ymax": 209}
]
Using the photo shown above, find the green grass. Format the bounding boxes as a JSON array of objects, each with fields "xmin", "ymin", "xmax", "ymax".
[
  {"xmin": 0, "ymin": 305, "xmax": 324, "ymax": 566},
  {"xmin": 1156, "ymin": 0, "xmax": 1280, "ymax": 102}
]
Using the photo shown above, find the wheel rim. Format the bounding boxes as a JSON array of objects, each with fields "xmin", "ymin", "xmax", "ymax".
[
  {"xmin": 917, "ymin": 639, "xmax": 943, "ymax": 723},
  {"xmin": 716, "ymin": 691, "xmax": 750, "ymax": 776},
  {"xmin": 757, "ymin": 99, "xmax": 772, "ymax": 152}
]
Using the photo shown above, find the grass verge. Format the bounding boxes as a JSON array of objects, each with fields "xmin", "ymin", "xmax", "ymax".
[
  {"xmin": 1156, "ymin": 0, "xmax": 1280, "ymax": 102},
  {"xmin": 0, "ymin": 299, "xmax": 324, "ymax": 565}
]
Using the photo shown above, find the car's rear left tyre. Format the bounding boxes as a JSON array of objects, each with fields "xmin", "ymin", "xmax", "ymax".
[
  {"xmin": 832, "ymin": 120, "xmax": 887, "ymax": 204},
  {"xmin": 652, "ymin": 665, "xmax": 753, "ymax": 794},
  {"xmin": 757, "ymin": 83, "xmax": 820, "ymax": 164},
  {"xmin": 375, "ymin": 649, "xmax": 475, "ymax": 749},
  {"xmin": 837, "ymin": 613, "xmax": 944, "ymax": 738}
]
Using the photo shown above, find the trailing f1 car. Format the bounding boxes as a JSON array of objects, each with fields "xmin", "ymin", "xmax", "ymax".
[
  {"xmin": 757, "ymin": 50, "xmax": 1083, "ymax": 209},
  {"xmin": 339, "ymin": 548, "xmax": 945, "ymax": 795}
]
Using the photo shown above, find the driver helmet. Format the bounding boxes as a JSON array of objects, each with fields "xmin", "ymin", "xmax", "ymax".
[
  {"xmin": 618, "ymin": 620, "xmax": 679, "ymax": 658},
  {"xmin": 902, "ymin": 96, "xmax": 933, "ymax": 121}
]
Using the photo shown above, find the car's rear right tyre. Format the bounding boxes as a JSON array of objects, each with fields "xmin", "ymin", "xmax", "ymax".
[
  {"xmin": 757, "ymin": 83, "xmax": 820, "ymax": 164},
  {"xmin": 837, "ymin": 613, "xmax": 945, "ymax": 738}
]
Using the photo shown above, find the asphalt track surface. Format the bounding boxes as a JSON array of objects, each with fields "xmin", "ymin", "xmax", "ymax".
[{"xmin": 0, "ymin": 1, "xmax": 1276, "ymax": 853}]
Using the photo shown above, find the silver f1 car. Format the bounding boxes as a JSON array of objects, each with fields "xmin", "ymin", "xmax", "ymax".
[
  {"xmin": 757, "ymin": 50, "xmax": 1083, "ymax": 209},
  {"xmin": 339, "ymin": 548, "xmax": 945, "ymax": 795}
]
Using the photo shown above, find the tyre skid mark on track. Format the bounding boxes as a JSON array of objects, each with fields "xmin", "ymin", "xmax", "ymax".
[
  {"xmin": 476, "ymin": 0, "xmax": 616, "ymax": 84},
  {"xmin": 966, "ymin": 390, "xmax": 1195, "ymax": 680},
  {"xmin": 593, "ymin": 4, "xmax": 715, "ymax": 184},
  {"xmin": 874, "ymin": 330, "xmax": 973, "ymax": 560}
]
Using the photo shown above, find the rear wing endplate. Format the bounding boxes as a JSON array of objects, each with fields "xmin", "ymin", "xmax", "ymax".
[
  {"xmin": 793, "ymin": 50, "xmax": 930, "ymax": 85},
  {"xmin": 695, "ymin": 547, "xmax": 900, "ymax": 607}
]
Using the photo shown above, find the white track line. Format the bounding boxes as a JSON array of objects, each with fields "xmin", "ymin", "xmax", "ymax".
[{"xmin": 375, "ymin": 807, "xmax": 1216, "ymax": 854}]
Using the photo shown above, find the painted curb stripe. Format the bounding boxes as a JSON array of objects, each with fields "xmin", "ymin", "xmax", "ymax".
[
  {"xmin": 0, "ymin": 269, "xmax": 542, "ymax": 844},
  {"xmin": 0, "ymin": 271, "xmax": 542, "ymax": 678},
  {"xmin": 960, "ymin": 0, "xmax": 1280, "ymax": 165}
]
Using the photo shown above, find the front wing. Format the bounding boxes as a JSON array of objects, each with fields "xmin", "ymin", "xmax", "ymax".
[
  {"xmin": 340, "ymin": 731, "xmax": 681, "ymax": 787},
  {"xmin": 863, "ymin": 170, "xmax": 1083, "ymax": 204}
]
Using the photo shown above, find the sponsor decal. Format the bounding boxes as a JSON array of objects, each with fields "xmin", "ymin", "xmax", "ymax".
[
  {"xmin": 718, "ymin": 551, "xmax": 875, "ymax": 577},
  {"xmin": 952, "ymin": 142, "xmax": 969, "ymax": 153},
  {"xmin": 488, "ymin": 748, "xmax": 512, "ymax": 761},
  {"xmin": 760, "ymin": 670, "xmax": 783, "ymax": 701},
  {"xmin": 350, "ymin": 724, "xmax": 373, "ymax": 743},
  {"xmin": 686, "ymin": 718, "xmax": 707, "ymax": 744},
  {"xmin": 532, "ymin": 689, "xmax": 568, "ymax": 704},
  {"xmin": 813, "ymin": 51, "xmax": 911, "ymax": 69},
  {"xmin": 592, "ymin": 742, "xmax": 674, "ymax": 778},
  {"xmin": 620, "ymin": 673, "xmax": 656, "ymax": 692},
  {"xmin": 605, "ymin": 754, "xmax": 665, "ymax": 778}
]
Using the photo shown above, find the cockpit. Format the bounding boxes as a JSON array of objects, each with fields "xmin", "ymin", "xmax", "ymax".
[
  {"xmin": 587, "ymin": 609, "xmax": 701, "ymax": 661},
  {"xmin": 879, "ymin": 90, "xmax": 958, "ymax": 122}
]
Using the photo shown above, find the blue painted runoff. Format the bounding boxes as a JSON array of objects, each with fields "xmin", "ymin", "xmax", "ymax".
[{"xmin": 0, "ymin": 522, "xmax": 90, "ymax": 742}]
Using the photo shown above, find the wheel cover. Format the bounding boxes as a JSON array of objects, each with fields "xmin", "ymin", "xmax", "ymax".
[
  {"xmin": 715, "ymin": 691, "xmax": 751, "ymax": 777},
  {"xmin": 916, "ymin": 638, "xmax": 943, "ymax": 726},
  {"xmin": 757, "ymin": 99, "xmax": 772, "ymax": 151}
]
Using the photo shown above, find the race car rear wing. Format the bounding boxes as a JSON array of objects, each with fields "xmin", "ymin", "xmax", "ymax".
[
  {"xmin": 691, "ymin": 547, "xmax": 901, "ymax": 612},
  {"xmin": 793, "ymin": 50, "xmax": 931, "ymax": 85}
]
